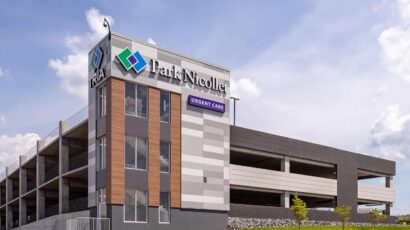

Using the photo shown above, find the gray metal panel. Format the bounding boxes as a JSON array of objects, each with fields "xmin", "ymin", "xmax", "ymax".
[
  {"xmin": 124, "ymin": 116, "xmax": 148, "ymax": 138},
  {"xmin": 160, "ymin": 173, "xmax": 170, "ymax": 192},
  {"xmin": 125, "ymin": 169, "xmax": 148, "ymax": 190},
  {"xmin": 96, "ymin": 117, "xmax": 106, "ymax": 138}
]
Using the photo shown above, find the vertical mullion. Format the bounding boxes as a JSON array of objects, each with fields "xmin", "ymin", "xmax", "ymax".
[{"xmin": 135, "ymin": 137, "xmax": 138, "ymax": 170}]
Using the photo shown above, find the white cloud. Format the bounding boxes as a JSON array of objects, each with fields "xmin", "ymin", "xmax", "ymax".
[
  {"xmin": 379, "ymin": 0, "xmax": 410, "ymax": 82},
  {"xmin": 0, "ymin": 67, "xmax": 3, "ymax": 77},
  {"xmin": 368, "ymin": 105, "xmax": 410, "ymax": 161},
  {"xmin": 230, "ymin": 77, "xmax": 260, "ymax": 98},
  {"xmin": 0, "ymin": 133, "xmax": 40, "ymax": 169},
  {"xmin": 49, "ymin": 8, "xmax": 114, "ymax": 101},
  {"xmin": 0, "ymin": 115, "xmax": 5, "ymax": 125},
  {"xmin": 147, "ymin": 37, "xmax": 157, "ymax": 46}
]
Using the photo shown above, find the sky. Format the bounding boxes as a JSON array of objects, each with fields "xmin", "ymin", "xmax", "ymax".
[{"xmin": 0, "ymin": 0, "xmax": 409, "ymax": 214}]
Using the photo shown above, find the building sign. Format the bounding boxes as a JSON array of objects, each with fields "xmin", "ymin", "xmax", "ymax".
[
  {"xmin": 116, "ymin": 48, "xmax": 227, "ymax": 94},
  {"xmin": 188, "ymin": 95, "xmax": 225, "ymax": 113},
  {"xmin": 89, "ymin": 47, "xmax": 107, "ymax": 88}
]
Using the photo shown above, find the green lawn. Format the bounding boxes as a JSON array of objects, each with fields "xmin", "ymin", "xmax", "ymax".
[{"xmin": 246, "ymin": 226, "xmax": 410, "ymax": 230}]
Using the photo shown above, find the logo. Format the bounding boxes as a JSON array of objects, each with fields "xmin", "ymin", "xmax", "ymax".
[
  {"xmin": 90, "ymin": 47, "xmax": 103, "ymax": 72},
  {"xmin": 89, "ymin": 47, "xmax": 107, "ymax": 88},
  {"xmin": 117, "ymin": 48, "xmax": 147, "ymax": 73}
]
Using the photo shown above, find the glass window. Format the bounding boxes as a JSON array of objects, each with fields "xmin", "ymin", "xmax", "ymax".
[
  {"xmin": 125, "ymin": 83, "xmax": 136, "ymax": 116},
  {"xmin": 125, "ymin": 136, "xmax": 148, "ymax": 170},
  {"xmin": 96, "ymin": 188, "xmax": 106, "ymax": 204},
  {"xmin": 124, "ymin": 189, "xmax": 135, "ymax": 222},
  {"xmin": 97, "ymin": 136, "xmax": 106, "ymax": 171},
  {"xmin": 137, "ymin": 85, "xmax": 148, "ymax": 118},
  {"xmin": 160, "ymin": 91, "xmax": 170, "ymax": 123},
  {"xmin": 125, "ymin": 83, "xmax": 148, "ymax": 118},
  {"xmin": 160, "ymin": 141, "xmax": 170, "ymax": 173},
  {"xmin": 97, "ymin": 85, "xmax": 106, "ymax": 118},
  {"xmin": 124, "ymin": 189, "xmax": 148, "ymax": 223},
  {"xmin": 136, "ymin": 190, "xmax": 148, "ymax": 222},
  {"xmin": 159, "ymin": 192, "xmax": 170, "ymax": 223}
]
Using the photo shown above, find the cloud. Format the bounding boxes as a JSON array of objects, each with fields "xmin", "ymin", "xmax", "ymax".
[
  {"xmin": 0, "ymin": 67, "xmax": 3, "ymax": 77},
  {"xmin": 230, "ymin": 77, "xmax": 260, "ymax": 98},
  {"xmin": 0, "ymin": 133, "xmax": 40, "ymax": 169},
  {"xmin": 379, "ymin": 0, "xmax": 410, "ymax": 82},
  {"xmin": 0, "ymin": 115, "xmax": 5, "ymax": 125},
  {"xmin": 367, "ymin": 105, "xmax": 410, "ymax": 162},
  {"xmin": 147, "ymin": 37, "xmax": 157, "ymax": 46},
  {"xmin": 49, "ymin": 8, "xmax": 114, "ymax": 101}
]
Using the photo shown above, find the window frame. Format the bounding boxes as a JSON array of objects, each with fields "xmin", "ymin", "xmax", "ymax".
[
  {"xmin": 160, "ymin": 141, "xmax": 170, "ymax": 173},
  {"xmin": 124, "ymin": 82, "xmax": 148, "ymax": 119},
  {"xmin": 97, "ymin": 136, "xmax": 106, "ymax": 171},
  {"xmin": 97, "ymin": 84, "xmax": 107, "ymax": 118},
  {"xmin": 123, "ymin": 189, "xmax": 148, "ymax": 223},
  {"xmin": 159, "ymin": 192, "xmax": 170, "ymax": 224},
  {"xmin": 160, "ymin": 90, "xmax": 170, "ymax": 123},
  {"xmin": 125, "ymin": 136, "xmax": 148, "ymax": 171}
]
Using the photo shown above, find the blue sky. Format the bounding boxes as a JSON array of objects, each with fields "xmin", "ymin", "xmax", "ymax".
[{"xmin": 1, "ymin": 0, "xmax": 410, "ymax": 214}]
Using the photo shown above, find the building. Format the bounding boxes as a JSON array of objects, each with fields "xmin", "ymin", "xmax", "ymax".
[{"xmin": 0, "ymin": 33, "xmax": 395, "ymax": 230}]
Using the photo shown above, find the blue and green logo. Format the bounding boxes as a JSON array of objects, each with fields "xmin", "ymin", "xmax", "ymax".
[
  {"xmin": 117, "ymin": 48, "xmax": 147, "ymax": 73},
  {"xmin": 90, "ymin": 47, "xmax": 103, "ymax": 72}
]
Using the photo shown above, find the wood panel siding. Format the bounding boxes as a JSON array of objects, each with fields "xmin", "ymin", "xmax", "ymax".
[
  {"xmin": 106, "ymin": 78, "xmax": 125, "ymax": 204},
  {"xmin": 148, "ymin": 87, "xmax": 160, "ymax": 206},
  {"xmin": 170, "ymin": 93, "xmax": 181, "ymax": 208}
]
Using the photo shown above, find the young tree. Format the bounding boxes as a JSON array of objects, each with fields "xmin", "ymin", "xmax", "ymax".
[
  {"xmin": 290, "ymin": 193, "xmax": 308, "ymax": 230},
  {"xmin": 369, "ymin": 208, "xmax": 387, "ymax": 230},
  {"xmin": 334, "ymin": 205, "xmax": 352, "ymax": 230}
]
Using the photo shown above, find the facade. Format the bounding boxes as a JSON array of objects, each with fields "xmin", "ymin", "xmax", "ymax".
[{"xmin": 0, "ymin": 33, "xmax": 395, "ymax": 230}]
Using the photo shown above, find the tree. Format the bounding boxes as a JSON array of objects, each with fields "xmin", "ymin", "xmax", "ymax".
[
  {"xmin": 334, "ymin": 205, "xmax": 352, "ymax": 230},
  {"xmin": 369, "ymin": 208, "xmax": 387, "ymax": 230},
  {"xmin": 290, "ymin": 193, "xmax": 308, "ymax": 230}
]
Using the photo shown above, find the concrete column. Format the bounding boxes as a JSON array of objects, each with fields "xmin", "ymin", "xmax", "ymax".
[
  {"xmin": 36, "ymin": 190, "xmax": 45, "ymax": 220},
  {"xmin": 6, "ymin": 205, "xmax": 12, "ymax": 230},
  {"xmin": 37, "ymin": 141, "xmax": 45, "ymax": 186},
  {"xmin": 19, "ymin": 198, "xmax": 27, "ymax": 226},
  {"xmin": 58, "ymin": 120, "xmax": 69, "ymax": 214},
  {"xmin": 281, "ymin": 156, "xmax": 290, "ymax": 173},
  {"xmin": 61, "ymin": 178, "xmax": 69, "ymax": 213},
  {"xmin": 385, "ymin": 203, "xmax": 393, "ymax": 216},
  {"xmin": 20, "ymin": 168, "xmax": 27, "ymax": 196},
  {"xmin": 281, "ymin": 191, "xmax": 290, "ymax": 208},
  {"xmin": 5, "ymin": 179, "xmax": 12, "ymax": 203},
  {"xmin": 386, "ymin": 176, "xmax": 393, "ymax": 188}
]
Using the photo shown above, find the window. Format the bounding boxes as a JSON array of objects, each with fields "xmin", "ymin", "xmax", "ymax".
[
  {"xmin": 125, "ymin": 82, "xmax": 147, "ymax": 118},
  {"xmin": 97, "ymin": 85, "xmax": 106, "ymax": 118},
  {"xmin": 96, "ymin": 188, "xmax": 106, "ymax": 218},
  {"xmin": 160, "ymin": 91, "xmax": 170, "ymax": 123},
  {"xmin": 97, "ymin": 137, "xmax": 106, "ymax": 171},
  {"xmin": 159, "ymin": 192, "xmax": 170, "ymax": 223},
  {"xmin": 125, "ymin": 136, "xmax": 148, "ymax": 170},
  {"xmin": 124, "ymin": 189, "xmax": 148, "ymax": 223},
  {"xmin": 160, "ymin": 141, "xmax": 170, "ymax": 173},
  {"xmin": 96, "ymin": 188, "xmax": 106, "ymax": 204}
]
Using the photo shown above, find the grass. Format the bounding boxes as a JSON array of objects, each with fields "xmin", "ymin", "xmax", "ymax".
[{"xmin": 246, "ymin": 226, "xmax": 410, "ymax": 230}]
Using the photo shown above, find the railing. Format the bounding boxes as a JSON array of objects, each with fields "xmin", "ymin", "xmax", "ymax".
[
  {"xmin": 8, "ymin": 161, "xmax": 19, "ymax": 175},
  {"xmin": 65, "ymin": 106, "xmax": 88, "ymax": 133},
  {"xmin": 67, "ymin": 217, "xmax": 110, "ymax": 230},
  {"xmin": 23, "ymin": 146, "xmax": 37, "ymax": 164},
  {"xmin": 69, "ymin": 197, "xmax": 88, "ymax": 212},
  {"xmin": 358, "ymin": 184, "xmax": 395, "ymax": 203},
  {"xmin": 68, "ymin": 152, "xmax": 88, "ymax": 172},
  {"xmin": 230, "ymin": 164, "xmax": 338, "ymax": 196},
  {"xmin": 45, "ymin": 165, "xmax": 59, "ymax": 182},
  {"xmin": 42, "ymin": 127, "xmax": 59, "ymax": 149}
]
